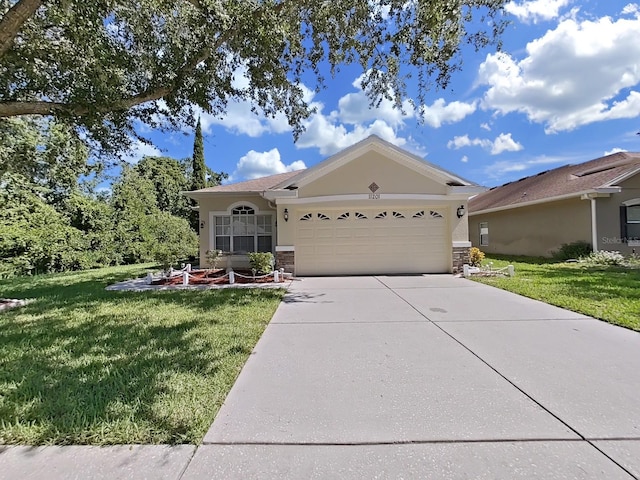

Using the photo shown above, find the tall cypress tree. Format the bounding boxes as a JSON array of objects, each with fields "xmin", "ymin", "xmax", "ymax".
[
  {"xmin": 190, "ymin": 118, "xmax": 206, "ymax": 231},
  {"xmin": 191, "ymin": 118, "xmax": 206, "ymax": 191}
]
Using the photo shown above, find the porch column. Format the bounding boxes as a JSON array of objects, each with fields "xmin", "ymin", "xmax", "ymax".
[{"xmin": 591, "ymin": 198, "xmax": 598, "ymax": 252}]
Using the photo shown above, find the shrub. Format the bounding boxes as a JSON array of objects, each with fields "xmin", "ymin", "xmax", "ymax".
[
  {"xmin": 248, "ymin": 252, "xmax": 274, "ymax": 274},
  {"xmin": 205, "ymin": 249, "xmax": 222, "ymax": 270},
  {"xmin": 469, "ymin": 247, "xmax": 485, "ymax": 267},
  {"xmin": 150, "ymin": 212, "xmax": 199, "ymax": 271},
  {"xmin": 581, "ymin": 250, "xmax": 625, "ymax": 266},
  {"xmin": 552, "ymin": 241, "xmax": 592, "ymax": 261}
]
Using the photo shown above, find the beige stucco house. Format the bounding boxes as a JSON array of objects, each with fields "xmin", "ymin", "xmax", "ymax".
[
  {"xmin": 185, "ymin": 135, "xmax": 483, "ymax": 276},
  {"xmin": 469, "ymin": 151, "xmax": 640, "ymax": 257}
]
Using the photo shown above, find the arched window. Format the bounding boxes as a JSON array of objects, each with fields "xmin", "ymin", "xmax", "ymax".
[{"xmin": 213, "ymin": 204, "xmax": 273, "ymax": 253}]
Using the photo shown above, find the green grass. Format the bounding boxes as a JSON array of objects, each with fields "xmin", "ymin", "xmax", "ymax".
[
  {"xmin": 472, "ymin": 255, "xmax": 640, "ymax": 331},
  {"xmin": 0, "ymin": 264, "xmax": 285, "ymax": 445}
]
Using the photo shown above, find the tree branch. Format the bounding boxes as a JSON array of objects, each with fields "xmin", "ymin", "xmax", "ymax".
[
  {"xmin": 0, "ymin": 0, "xmax": 296, "ymax": 119},
  {"xmin": 0, "ymin": 0, "xmax": 43, "ymax": 57}
]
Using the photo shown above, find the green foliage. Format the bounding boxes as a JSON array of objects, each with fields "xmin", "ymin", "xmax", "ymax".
[
  {"xmin": 0, "ymin": 117, "xmax": 96, "ymax": 207},
  {"xmin": 191, "ymin": 118, "xmax": 206, "ymax": 192},
  {"xmin": 0, "ymin": 0, "xmax": 508, "ymax": 152},
  {"xmin": 551, "ymin": 241, "xmax": 592, "ymax": 261},
  {"xmin": 248, "ymin": 252, "xmax": 274, "ymax": 274},
  {"xmin": 581, "ymin": 250, "xmax": 625, "ymax": 266},
  {"xmin": 190, "ymin": 118, "xmax": 206, "ymax": 230},
  {"xmin": 135, "ymin": 156, "xmax": 191, "ymax": 220},
  {"xmin": 205, "ymin": 249, "xmax": 223, "ymax": 270},
  {"xmin": 0, "ymin": 175, "xmax": 93, "ymax": 277},
  {"xmin": 150, "ymin": 212, "xmax": 199, "ymax": 271},
  {"xmin": 469, "ymin": 247, "xmax": 485, "ymax": 267}
]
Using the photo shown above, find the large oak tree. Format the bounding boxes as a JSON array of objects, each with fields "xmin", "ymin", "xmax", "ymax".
[{"xmin": 0, "ymin": 0, "xmax": 507, "ymax": 151}]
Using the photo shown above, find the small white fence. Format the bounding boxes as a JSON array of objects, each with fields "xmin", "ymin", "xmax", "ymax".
[
  {"xmin": 146, "ymin": 264, "xmax": 288, "ymax": 286},
  {"xmin": 462, "ymin": 263, "xmax": 514, "ymax": 278}
]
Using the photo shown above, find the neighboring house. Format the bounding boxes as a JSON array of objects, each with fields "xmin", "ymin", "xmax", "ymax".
[
  {"xmin": 469, "ymin": 151, "xmax": 640, "ymax": 257},
  {"xmin": 185, "ymin": 135, "xmax": 483, "ymax": 276}
]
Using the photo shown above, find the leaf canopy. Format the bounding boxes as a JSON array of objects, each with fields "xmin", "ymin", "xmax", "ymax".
[{"xmin": 0, "ymin": 0, "xmax": 508, "ymax": 152}]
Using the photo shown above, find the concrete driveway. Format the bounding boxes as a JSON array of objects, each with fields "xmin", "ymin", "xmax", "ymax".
[{"xmin": 183, "ymin": 276, "xmax": 640, "ymax": 479}]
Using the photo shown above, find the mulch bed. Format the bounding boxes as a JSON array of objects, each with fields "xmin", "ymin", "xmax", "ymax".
[{"xmin": 151, "ymin": 269, "xmax": 277, "ymax": 286}]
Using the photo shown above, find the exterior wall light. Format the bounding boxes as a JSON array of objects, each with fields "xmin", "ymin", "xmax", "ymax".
[
  {"xmin": 456, "ymin": 205, "xmax": 466, "ymax": 218},
  {"xmin": 283, "ymin": 208, "xmax": 289, "ymax": 222},
  {"xmin": 200, "ymin": 220, "xmax": 205, "ymax": 230}
]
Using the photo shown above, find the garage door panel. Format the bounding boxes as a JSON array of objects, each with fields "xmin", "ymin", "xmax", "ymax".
[{"xmin": 295, "ymin": 207, "xmax": 450, "ymax": 275}]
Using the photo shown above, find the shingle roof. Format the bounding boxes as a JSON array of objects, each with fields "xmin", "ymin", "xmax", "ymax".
[
  {"xmin": 191, "ymin": 170, "xmax": 303, "ymax": 193},
  {"xmin": 470, "ymin": 152, "xmax": 640, "ymax": 213}
]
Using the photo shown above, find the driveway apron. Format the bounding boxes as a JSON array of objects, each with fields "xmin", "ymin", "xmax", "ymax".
[{"xmin": 184, "ymin": 276, "xmax": 640, "ymax": 479}]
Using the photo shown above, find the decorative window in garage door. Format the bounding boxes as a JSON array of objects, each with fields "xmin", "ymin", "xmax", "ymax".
[
  {"xmin": 392, "ymin": 211, "xmax": 405, "ymax": 219},
  {"xmin": 317, "ymin": 213, "xmax": 331, "ymax": 220},
  {"xmin": 375, "ymin": 211, "xmax": 387, "ymax": 219},
  {"xmin": 299, "ymin": 213, "xmax": 313, "ymax": 221},
  {"xmin": 337, "ymin": 212, "xmax": 350, "ymax": 220},
  {"xmin": 430, "ymin": 211, "xmax": 443, "ymax": 218},
  {"xmin": 413, "ymin": 210, "xmax": 425, "ymax": 218},
  {"xmin": 355, "ymin": 212, "xmax": 368, "ymax": 219}
]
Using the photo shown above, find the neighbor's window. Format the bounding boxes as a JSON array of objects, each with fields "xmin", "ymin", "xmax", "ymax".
[
  {"xmin": 214, "ymin": 205, "xmax": 273, "ymax": 254},
  {"xmin": 623, "ymin": 204, "xmax": 640, "ymax": 241},
  {"xmin": 479, "ymin": 222, "xmax": 489, "ymax": 246}
]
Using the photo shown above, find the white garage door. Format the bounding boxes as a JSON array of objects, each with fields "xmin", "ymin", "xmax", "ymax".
[{"xmin": 295, "ymin": 207, "xmax": 449, "ymax": 276}]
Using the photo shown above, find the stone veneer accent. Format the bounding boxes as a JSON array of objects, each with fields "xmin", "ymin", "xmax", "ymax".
[
  {"xmin": 452, "ymin": 246, "xmax": 471, "ymax": 274},
  {"xmin": 276, "ymin": 250, "xmax": 295, "ymax": 274}
]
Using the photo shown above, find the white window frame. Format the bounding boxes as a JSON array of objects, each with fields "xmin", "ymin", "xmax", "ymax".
[
  {"xmin": 210, "ymin": 202, "xmax": 274, "ymax": 254},
  {"xmin": 479, "ymin": 222, "xmax": 489, "ymax": 246}
]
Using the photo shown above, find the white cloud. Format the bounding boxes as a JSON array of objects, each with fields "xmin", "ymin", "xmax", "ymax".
[
  {"xmin": 461, "ymin": 155, "xmax": 469, "ymax": 163},
  {"xmin": 491, "ymin": 133, "xmax": 524, "ymax": 155},
  {"xmin": 199, "ymin": 102, "xmax": 291, "ymax": 138},
  {"xmin": 195, "ymin": 82, "xmax": 316, "ymax": 138},
  {"xmin": 420, "ymin": 99, "xmax": 477, "ymax": 128},
  {"xmin": 230, "ymin": 148, "xmax": 306, "ymax": 181},
  {"xmin": 447, "ymin": 133, "xmax": 522, "ymax": 155},
  {"xmin": 622, "ymin": 3, "xmax": 639, "ymax": 16},
  {"xmin": 478, "ymin": 13, "xmax": 640, "ymax": 132},
  {"xmin": 604, "ymin": 147, "xmax": 628, "ymax": 156},
  {"xmin": 121, "ymin": 139, "xmax": 162, "ymax": 164},
  {"xmin": 483, "ymin": 155, "xmax": 575, "ymax": 180},
  {"xmin": 334, "ymin": 74, "xmax": 413, "ymax": 127},
  {"xmin": 505, "ymin": 0, "xmax": 572, "ymax": 23},
  {"xmin": 447, "ymin": 134, "xmax": 491, "ymax": 150},
  {"xmin": 296, "ymin": 105, "xmax": 409, "ymax": 156},
  {"xmin": 480, "ymin": 123, "xmax": 491, "ymax": 131}
]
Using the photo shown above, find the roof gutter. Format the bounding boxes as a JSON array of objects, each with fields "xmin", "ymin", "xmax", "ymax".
[
  {"xmin": 469, "ymin": 187, "xmax": 621, "ymax": 216},
  {"xmin": 182, "ymin": 191, "xmax": 265, "ymax": 200},
  {"xmin": 261, "ymin": 190, "xmax": 299, "ymax": 201}
]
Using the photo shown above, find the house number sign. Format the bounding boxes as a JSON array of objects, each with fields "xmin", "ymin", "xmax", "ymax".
[{"xmin": 368, "ymin": 182, "xmax": 380, "ymax": 199}]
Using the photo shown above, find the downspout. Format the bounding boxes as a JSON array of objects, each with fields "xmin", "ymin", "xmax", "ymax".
[{"xmin": 591, "ymin": 198, "xmax": 598, "ymax": 252}]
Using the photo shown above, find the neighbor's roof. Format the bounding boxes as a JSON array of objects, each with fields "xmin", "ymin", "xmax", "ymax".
[
  {"xmin": 189, "ymin": 170, "xmax": 303, "ymax": 194},
  {"xmin": 470, "ymin": 151, "xmax": 640, "ymax": 213}
]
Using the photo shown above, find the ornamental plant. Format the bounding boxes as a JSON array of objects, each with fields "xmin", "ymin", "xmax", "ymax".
[
  {"xmin": 205, "ymin": 249, "xmax": 223, "ymax": 270},
  {"xmin": 248, "ymin": 252, "xmax": 274, "ymax": 274},
  {"xmin": 469, "ymin": 247, "xmax": 485, "ymax": 267},
  {"xmin": 581, "ymin": 250, "xmax": 625, "ymax": 266}
]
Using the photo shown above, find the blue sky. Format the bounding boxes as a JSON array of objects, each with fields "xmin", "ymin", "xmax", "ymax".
[{"xmin": 130, "ymin": 0, "xmax": 640, "ymax": 188}]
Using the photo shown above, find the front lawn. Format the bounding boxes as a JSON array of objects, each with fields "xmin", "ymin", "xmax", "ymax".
[
  {"xmin": 0, "ymin": 264, "xmax": 285, "ymax": 445},
  {"xmin": 471, "ymin": 255, "xmax": 640, "ymax": 331}
]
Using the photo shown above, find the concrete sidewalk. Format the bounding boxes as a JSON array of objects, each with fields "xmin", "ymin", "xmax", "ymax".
[{"xmin": 2, "ymin": 276, "xmax": 639, "ymax": 479}]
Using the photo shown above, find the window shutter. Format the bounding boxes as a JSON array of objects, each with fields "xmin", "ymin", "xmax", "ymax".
[{"xmin": 620, "ymin": 206, "xmax": 628, "ymax": 240}]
